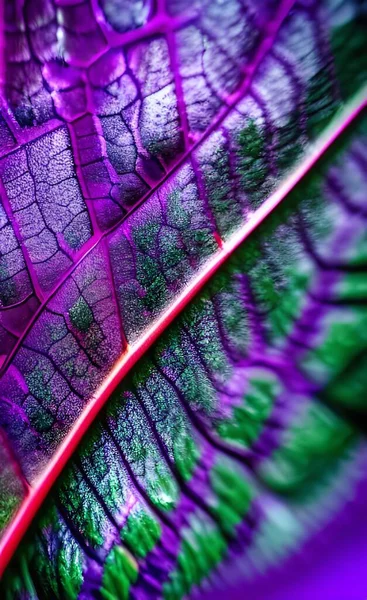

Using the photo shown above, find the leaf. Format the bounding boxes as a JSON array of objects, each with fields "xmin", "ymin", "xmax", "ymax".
[{"xmin": 0, "ymin": 0, "xmax": 366, "ymax": 598}]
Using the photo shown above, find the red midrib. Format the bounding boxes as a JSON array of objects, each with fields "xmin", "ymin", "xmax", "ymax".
[{"xmin": 0, "ymin": 91, "xmax": 365, "ymax": 577}]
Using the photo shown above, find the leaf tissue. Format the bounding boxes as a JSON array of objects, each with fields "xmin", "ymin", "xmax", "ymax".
[{"xmin": 0, "ymin": 0, "xmax": 366, "ymax": 598}]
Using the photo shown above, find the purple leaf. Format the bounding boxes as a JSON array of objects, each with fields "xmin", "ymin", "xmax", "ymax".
[{"xmin": 0, "ymin": 0, "xmax": 366, "ymax": 598}]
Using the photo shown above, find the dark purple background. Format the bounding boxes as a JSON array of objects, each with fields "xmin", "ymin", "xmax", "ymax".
[{"xmin": 200, "ymin": 475, "xmax": 367, "ymax": 600}]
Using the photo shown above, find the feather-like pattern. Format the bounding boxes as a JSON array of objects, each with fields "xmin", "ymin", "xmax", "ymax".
[{"xmin": 0, "ymin": 0, "xmax": 366, "ymax": 597}]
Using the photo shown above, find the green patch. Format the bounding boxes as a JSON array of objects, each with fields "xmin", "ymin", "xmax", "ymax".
[
  {"xmin": 159, "ymin": 228, "xmax": 186, "ymax": 278},
  {"xmin": 58, "ymin": 469, "xmax": 104, "ymax": 547},
  {"xmin": 259, "ymin": 402, "xmax": 354, "ymax": 496},
  {"xmin": 57, "ymin": 545, "xmax": 84, "ymax": 600},
  {"xmin": 267, "ymin": 267, "xmax": 310, "ymax": 343},
  {"xmin": 210, "ymin": 460, "xmax": 252, "ymax": 536},
  {"xmin": 217, "ymin": 372, "xmax": 280, "ymax": 448},
  {"xmin": 133, "ymin": 219, "xmax": 160, "ymax": 255},
  {"xmin": 212, "ymin": 280, "xmax": 250, "ymax": 356},
  {"xmin": 236, "ymin": 120, "xmax": 271, "ymax": 207},
  {"xmin": 121, "ymin": 510, "xmax": 161, "ymax": 559},
  {"xmin": 305, "ymin": 68, "xmax": 338, "ymax": 137},
  {"xmin": 0, "ymin": 270, "xmax": 16, "ymax": 306},
  {"xmin": 166, "ymin": 190, "xmax": 191, "ymax": 230},
  {"xmin": 69, "ymin": 297, "xmax": 93, "ymax": 333},
  {"xmin": 203, "ymin": 142, "xmax": 242, "ymax": 236},
  {"xmin": 173, "ymin": 428, "xmax": 199, "ymax": 482},
  {"xmin": 163, "ymin": 514, "xmax": 227, "ymax": 600},
  {"xmin": 337, "ymin": 272, "xmax": 367, "ymax": 302},
  {"xmin": 301, "ymin": 308, "xmax": 367, "ymax": 383},
  {"xmin": 0, "ymin": 493, "xmax": 19, "ymax": 533},
  {"xmin": 136, "ymin": 255, "xmax": 168, "ymax": 313},
  {"xmin": 183, "ymin": 298, "xmax": 229, "ymax": 376},
  {"xmin": 26, "ymin": 367, "xmax": 52, "ymax": 403},
  {"xmin": 324, "ymin": 352, "xmax": 367, "ymax": 411},
  {"xmin": 331, "ymin": 19, "xmax": 367, "ymax": 100},
  {"xmin": 101, "ymin": 545, "xmax": 138, "ymax": 600},
  {"xmin": 148, "ymin": 468, "xmax": 178, "ymax": 512}
]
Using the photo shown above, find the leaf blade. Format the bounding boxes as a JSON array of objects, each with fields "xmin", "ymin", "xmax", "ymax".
[{"xmin": 0, "ymin": 0, "xmax": 367, "ymax": 587}]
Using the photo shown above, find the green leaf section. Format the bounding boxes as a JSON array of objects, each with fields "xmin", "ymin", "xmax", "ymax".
[
  {"xmin": 259, "ymin": 402, "xmax": 354, "ymax": 496},
  {"xmin": 216, "ymin": 370, "xmax": 281, "ymax": 448},
  {"xmin": 101, "ymin": 546, "xmax": 138, "ymax": 600},
  {"xmin": 163, "ymin": 459, "xmax": 253, "ymax": 599}
]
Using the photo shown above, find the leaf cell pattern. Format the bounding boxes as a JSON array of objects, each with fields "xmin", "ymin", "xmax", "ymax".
[
  {"xmin": 0, "ymin": 0, "xmax": 367, "ymax": 598},
  {"xmin": 2, "ymin": 115, "xmax": 367, "ymax": 599}
]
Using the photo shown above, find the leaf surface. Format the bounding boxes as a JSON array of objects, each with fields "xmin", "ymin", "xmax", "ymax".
[{"xmin": 0, "ymin": 0, "xmax": 366, "ymax": 596}]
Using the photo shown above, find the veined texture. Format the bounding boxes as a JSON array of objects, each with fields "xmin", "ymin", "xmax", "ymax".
[{"xmin": 0, "ymin": 0, "xmax": 366, "ymax": 598}]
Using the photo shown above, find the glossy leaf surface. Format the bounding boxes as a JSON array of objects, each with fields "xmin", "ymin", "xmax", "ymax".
[{"xmin": 0, "ymin": 0, "xmax": 366, "ymax": 597}]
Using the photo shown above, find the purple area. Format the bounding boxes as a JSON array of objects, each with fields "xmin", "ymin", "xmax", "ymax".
[
  {"xmin": 200, "ymin": 472, "xmax": 367, "ymax": 600},
  {"xmin": 0, "ymin": 0, "xmax": 366, "ymax": 597}
]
